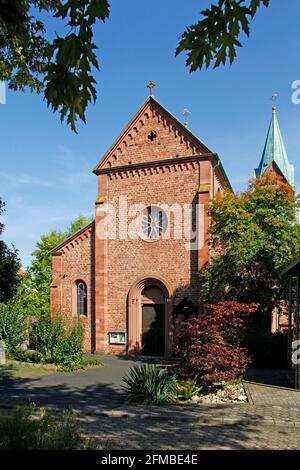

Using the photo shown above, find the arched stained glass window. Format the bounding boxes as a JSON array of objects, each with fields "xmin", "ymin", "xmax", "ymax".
[{"xmin": 76, "ymin": 280, "xmax": 87, "ymax": 316}]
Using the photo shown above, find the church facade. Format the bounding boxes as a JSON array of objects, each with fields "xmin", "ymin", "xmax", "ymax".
[{"xmin": 50, "ymin": 95, "xmax": 294, "ymax": 354}]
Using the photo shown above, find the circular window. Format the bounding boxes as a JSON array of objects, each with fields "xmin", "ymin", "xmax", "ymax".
[{"xmin": 141, "ymin": 206, "xmax": 168, "ymax": 240}]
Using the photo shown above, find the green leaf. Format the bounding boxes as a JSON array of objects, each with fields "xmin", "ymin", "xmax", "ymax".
[
  {"xmin": 177, "ymin": 0, "xmax": 271, "ymax": 72},
  {"xmin": 86, "ymin": 0, "xmax": 110, "ymax": 24}
]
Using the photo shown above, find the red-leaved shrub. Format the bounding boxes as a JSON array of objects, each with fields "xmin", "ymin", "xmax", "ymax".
[{"xmin": 172, "ymin": 301, "xmax": 257, "ymax": 388}]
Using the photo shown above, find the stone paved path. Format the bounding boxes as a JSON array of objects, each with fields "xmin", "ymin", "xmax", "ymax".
[
  {"xmin": 79, "ymin": 409, "xmax": 300, "ymax": 450},
  {"xmin": 77, "ymin": 392, "xmax": 300, "ymax": 450},
  {"xmin": 245, "ymin": 381, "xmax": 300, "ymax": 407},
  {"xmin": 77, "ymin": 366, "xmax": 300, "ymax": 450},
  {"xmin": 1, "ymin": 357, "xmax": 300, "ymax": 449}
]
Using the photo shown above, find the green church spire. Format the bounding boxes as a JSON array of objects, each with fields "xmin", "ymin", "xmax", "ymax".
[{"xmin": 255, "ymin": 106, "xmax": 294, "ymax": 186}]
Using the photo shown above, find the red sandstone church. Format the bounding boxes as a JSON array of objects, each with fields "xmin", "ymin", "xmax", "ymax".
[{"xmin": 50, "ymin": 88, "xmax": 294, "ymax": 356}]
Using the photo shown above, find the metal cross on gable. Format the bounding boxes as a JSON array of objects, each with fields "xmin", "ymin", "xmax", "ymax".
[{"xmin": 147, "ymin": 80, "xmax": 156, "ymax": 96}]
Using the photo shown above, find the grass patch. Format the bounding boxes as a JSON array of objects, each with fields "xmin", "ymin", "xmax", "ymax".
[
  {"xmin": 0, "ymin": 357, "xmax": 103, "ymax": 378},
  {"xmin": 0, "ymin": 362, "xmax": 58, "ymax": 378},
  {"xmin": 58, "ymin": 357, "xmax": 103, "ymax": 372}
]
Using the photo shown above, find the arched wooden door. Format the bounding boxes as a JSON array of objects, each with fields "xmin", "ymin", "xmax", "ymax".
[
  {"xmin": 141, "ymin": 285, "xmax": 165, "ymax": 356},
  {"xmin": 127, "ymin": 277, "xmax": 171, "ymax": 356}
]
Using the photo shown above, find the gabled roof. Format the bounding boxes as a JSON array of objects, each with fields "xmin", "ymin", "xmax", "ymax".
[
  {"xmin": 255, "ymin": 107, "xmax": 294, "ymax": 186},
  {"xmin": 50, "ymin": 221, "xmax": 94, "ymax": 255},
  {"xmin": 92, "ymin": 95, "xmax": 232, "ymax": 190},
  {"xmin": 93, "ymin": 95, "xmax": 213, "ymax": 173}
]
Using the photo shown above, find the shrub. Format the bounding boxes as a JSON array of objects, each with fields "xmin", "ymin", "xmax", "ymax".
[
  {"xmin": 60, "ymin": 357, "xmax": 103, "ymax": 372},
  {"xmin": 29, "ymin": 315, "xmax": 83, "ymax": 368},
  {"xmin": 123, "ymin": 364, "xmax": 177, "ymax": 404},
  {"xmin": 173, "ymin": 302, "xmax": 256, "ymax": 389},
  {"xmin": 80, "ymin": 357, "xmax": 103, "ymax": 368},
  {"xmin": 0, "ymin": 405, "xmax": 92, "ymax": 450},
  {"xmin": 22, "ymin": 350, "xmax": 44, "ymax": 363},
  {"xmin": 173, "ymin": 379, "xmax": 202, "ymax": 401},
  {"xmin": 0, "ymin": 303, "xmax": 27, "ymax": 356}
]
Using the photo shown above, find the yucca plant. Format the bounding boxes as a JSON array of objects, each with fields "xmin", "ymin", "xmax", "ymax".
[{"xmin": 122, "ymin": 364, "xmax": 177, "ymax": 404}]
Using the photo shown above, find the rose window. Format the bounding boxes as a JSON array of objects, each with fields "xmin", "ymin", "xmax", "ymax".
[{"xmin": 141, "ymin": 206, "xmax": 167, "ymax": 240}]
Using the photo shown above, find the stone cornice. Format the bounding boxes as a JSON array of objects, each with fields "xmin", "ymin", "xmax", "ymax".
[{"xmin": 94, "ymin": 154, "xmax": 213, "ymax": 176}]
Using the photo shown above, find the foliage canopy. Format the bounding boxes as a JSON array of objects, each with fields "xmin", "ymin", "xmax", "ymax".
[
  {"xmin": 0, "ymin": 0, "xmax": 270, "ymax": 131},
  {"xmin": 0, "ymin": 199, "xmax": 20, "ymax": 302},
  {"xmin": 173, "ymin": 301, "xmax": 255, "ymax": 387},
  {"xmin": 201, "ymin": 175, "xmax": 300, "ymax": 318},
  {"xmin": 13, "ymin": 214, "xmax": 92, "ymax": 315}
]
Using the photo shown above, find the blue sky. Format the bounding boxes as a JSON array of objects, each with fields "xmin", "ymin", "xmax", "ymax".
[{"xmin": 1, "ymin": 0, "xmax": 300, "ymax": 268}]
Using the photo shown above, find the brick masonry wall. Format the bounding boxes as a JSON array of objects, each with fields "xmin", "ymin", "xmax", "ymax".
[
  {"xmin": 51, "ymin": 226, "xmax": 94, "ymax": 352},
  {"xmin": 92, "ymin": 99, "xmax": 229, "ymax": 353},
  {"xmin": 100, "ymin": 159, "xmax": 212, "ymax": 353},
  {"xmin": 51, "ymin": 98, "xmax": 230, "ymax": 355}
]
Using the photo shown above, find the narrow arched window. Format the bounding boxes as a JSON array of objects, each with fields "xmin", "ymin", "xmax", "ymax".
[{"xmin": 76, "ymin": 281, "xmax": 87, "ymax": 316}]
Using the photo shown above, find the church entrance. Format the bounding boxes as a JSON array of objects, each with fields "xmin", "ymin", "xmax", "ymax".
[
  {"xmin": 141, "ymin": 286, "xmax": 165, "ymax": 356},
  {"xmin": 127, "ymin": 277, "xmax": 171, "ymax": 357},
  {"xmin": 141, "ymin": 304, "xmax": 165, "ymax": 356}
]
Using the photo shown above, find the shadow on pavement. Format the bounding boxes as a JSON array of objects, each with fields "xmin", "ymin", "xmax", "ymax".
[
  {"xmin": 1, "ymin": 364, "xmax": 299, "ymax": 449},
  {"xmin": 244, "ymin": 367, "xmax": 294, "ymax": 388},
  {"xmin": 0, "ymin": 366, "xmax": 126, "ymax": 412}
]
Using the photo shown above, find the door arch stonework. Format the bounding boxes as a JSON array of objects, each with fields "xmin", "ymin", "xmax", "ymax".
[{"xmin": 127, "ymin": 276, "xmax": 172, "ymax": 356}]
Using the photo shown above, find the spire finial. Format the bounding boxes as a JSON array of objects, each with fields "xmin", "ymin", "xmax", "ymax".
[
  {"xmin": 271, "ymin": 93, "xmax": 278, "ymax": 112},
  {"xmin": 147, "ymin": 80, "xmax": 156, "ymax": 96}
]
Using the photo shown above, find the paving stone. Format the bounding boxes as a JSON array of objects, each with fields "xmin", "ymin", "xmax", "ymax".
[
  {"xmin": 3, "ymin": 357, "xmax": 300, "ymax": 449},
  {"xmin": 78, "ymin": 410, "xmax": 300, "ymax": 450}
]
